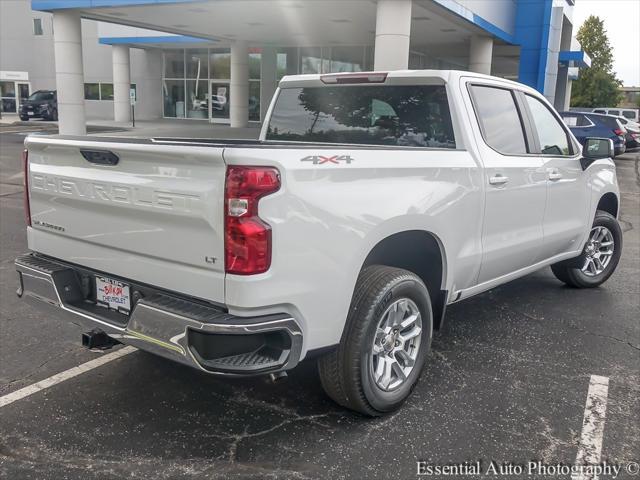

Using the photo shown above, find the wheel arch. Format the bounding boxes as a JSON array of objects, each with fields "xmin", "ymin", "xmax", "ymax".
[
  {"xmin": 596, "ymin": 192, "xmax": 619, "ymax": 218},
  {"xmin": 359, "ymin": 230, "xmax": 448, "ymax": 330}
]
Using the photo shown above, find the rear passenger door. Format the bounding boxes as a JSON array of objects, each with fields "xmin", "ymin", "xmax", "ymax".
[
  {"xmin": 522, "ymin": 94, "xmax": 590, "ymax": 261},
  {"xmin": 467, "ymin": 83, "xmax": 547, "ymax": 284}
]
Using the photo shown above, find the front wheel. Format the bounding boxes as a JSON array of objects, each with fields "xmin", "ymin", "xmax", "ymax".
[
  {"xmin": 318, "ymin": 266, "xmax": 433, "ymax": 416},
  {"xmin": 551, "ymin": 210, "xmax": 622, "ymax": 288}
]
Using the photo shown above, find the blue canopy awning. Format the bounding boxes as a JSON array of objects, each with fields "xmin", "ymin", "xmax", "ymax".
[{"xmin": 559, "ymin": 50, "xmax": 591, "ymax": 69}]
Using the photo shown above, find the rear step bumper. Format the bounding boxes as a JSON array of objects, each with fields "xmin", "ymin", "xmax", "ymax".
[{"xmin": 15, "ymin": 253, "xmax": 303, "ymax": 376}]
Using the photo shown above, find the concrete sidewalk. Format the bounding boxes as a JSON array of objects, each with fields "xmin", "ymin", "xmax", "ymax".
[
  {"xmin": 1, "ymin": 116, "xmax": 262, "ymax": 139},
  {"xmin": 88, "ymin": 118, "xmax": 261, "ymax": 139}
]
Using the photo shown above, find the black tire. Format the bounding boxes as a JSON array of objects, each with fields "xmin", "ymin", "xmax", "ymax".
[
  {"xmin": 20, "ymin": 116, "xmax": 29, "ymax": 121},
  {"xmin": 318, "ymin": 265, "xmax": 433, "ymax": 416},
  {"xmin": 551, "ymin": 210, "xmax": 622, "ymax": 288},
  {"xmin": 51, "ymin": 108, "xmax": 58, "ymax": 121}
]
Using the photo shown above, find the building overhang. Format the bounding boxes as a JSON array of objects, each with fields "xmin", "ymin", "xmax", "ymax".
[
  {"xmin": 428, "ymin": 0, "xmax": 516, "ymax": 44},
  {"xmin": 31, "ymin": 0, "xmax": 199, "ymax": 10},
  {"xmin": 559, "ymin": 50, "xmax": 591, "ymax": 69},
  {"xmin": 32, "ymin": 0, "xmax": 517, "ymax": 48}
]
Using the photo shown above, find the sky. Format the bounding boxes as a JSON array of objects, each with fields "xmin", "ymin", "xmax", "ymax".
[{"xmin": 573, "ymin": 0, "xmax": 640, "ymax": 86}]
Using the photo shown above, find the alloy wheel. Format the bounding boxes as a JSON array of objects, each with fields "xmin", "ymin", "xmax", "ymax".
[
  {"xmin": 581, "ymin": 226, "xmax": 615, "ymax": 277},
  {"xmin": 369, "ymin": 298, "xmax": 422, "ymax": 391}
]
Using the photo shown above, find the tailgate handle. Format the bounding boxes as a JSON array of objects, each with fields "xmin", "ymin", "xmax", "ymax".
[{"xmin": 80, "ymin": 149, "xmax": 119, "ymax": 166}]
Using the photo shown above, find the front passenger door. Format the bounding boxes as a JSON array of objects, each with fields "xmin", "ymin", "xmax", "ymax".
[{"xmin": 522, "ymin": 94, "xmax": 590, "ymax": 261}]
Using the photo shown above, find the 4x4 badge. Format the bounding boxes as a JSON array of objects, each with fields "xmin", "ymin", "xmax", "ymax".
[{"xmin": 300, "ymin": 155, "xmax": 354, "ymax": 165}]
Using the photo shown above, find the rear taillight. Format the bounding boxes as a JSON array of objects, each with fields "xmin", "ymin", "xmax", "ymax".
[
  {"xmin": 613, "ymin": 128, "xmax": 624, "ymax": 136},
  {"xmin": 224, "ymin": 166, "xmax": 280, "ymax": 275},
  {"xmin": 22, "ymin": 149, "xmax": 31, "ymax": 226}
]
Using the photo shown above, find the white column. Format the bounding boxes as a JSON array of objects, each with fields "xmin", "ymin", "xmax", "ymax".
[
  {"xmin": 374, "ymin": 0, "xmax": 412, "ymax": 71},
  {"xmin": 52, "ymin": 11, "xmax": 85, "ymax": 135},
  {"xmin": 469, "ymin": 35, "xmax": 493, "ymax": 75},
  {"xmin": 112, "ymin": 45, "xmax": 131, "ymax": 123},
  {"xmin": 137, "ymin": 49, "xmax": 163, "ymax": 119},
  {"xmin": 260, "ymin": 47, "xmax": 278, "ymax": 122},
  {"xmin": 230, "ymin": 41, "xmax": 249, "ymax": 128}
]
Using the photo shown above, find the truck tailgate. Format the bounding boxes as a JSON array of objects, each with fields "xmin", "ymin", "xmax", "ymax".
[{"xmin": 24, "ymin": 136, "xmax": 226, "ymax": 304}]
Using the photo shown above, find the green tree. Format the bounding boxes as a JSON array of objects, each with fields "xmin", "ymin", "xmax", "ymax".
[{"xmin": 570, "ymin": 15, "xmax": 623, "ymax": 108}]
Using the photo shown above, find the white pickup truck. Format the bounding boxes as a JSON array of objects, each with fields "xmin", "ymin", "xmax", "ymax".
[{"xmin": 16, "ymin": 70, "xmax": 622, "ymax": 416}]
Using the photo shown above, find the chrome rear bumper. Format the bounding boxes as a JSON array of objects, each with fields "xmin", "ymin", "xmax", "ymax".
[{"xmin": 15, "ymin": 253, "xmax": 303, "ymax": 376}]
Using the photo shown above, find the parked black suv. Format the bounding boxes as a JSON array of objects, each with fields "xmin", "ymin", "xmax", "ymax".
[{"xmin": 19, "ymin": 90, "xmax": 57, "ymax": 121}]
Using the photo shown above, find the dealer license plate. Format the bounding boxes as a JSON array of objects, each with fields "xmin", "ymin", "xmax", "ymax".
[
  {"xmin": 27, "ymin": 111, "xmax": 34, "ymax": 116},
  {"xmin": 96, "ymin": 276, "xmax": 131, "ymax": 313}
]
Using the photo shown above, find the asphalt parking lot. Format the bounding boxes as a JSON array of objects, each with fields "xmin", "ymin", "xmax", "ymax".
[{"xmin": 0, "ymin": 127, "xmax": 638, "ymax": 479}]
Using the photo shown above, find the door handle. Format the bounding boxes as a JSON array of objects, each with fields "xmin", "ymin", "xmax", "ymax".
[
  {"xmin": 547, "ymin": 169, "xmax": 563, "ymax": 181},
  {"xmin": 489, "ymin": 174, "xmax": 509, "ymax": 185}
]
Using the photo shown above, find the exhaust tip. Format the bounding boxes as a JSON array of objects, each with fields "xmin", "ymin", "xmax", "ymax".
[{"xmin": 269, "ymin": 371, "xmax": 288, "ymax": 383}]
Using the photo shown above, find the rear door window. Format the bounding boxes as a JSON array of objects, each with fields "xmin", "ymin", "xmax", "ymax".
[
  {"xmin": 622, "ymin": 110, "xmax": 636, "ymax": 120},
  {"xmin": 266, "ymin": 85, "xmax": 456, "ymax": 148},
  {"xmin": 469, "ymin": 85, "xmax": 528, "ymax": 155}
]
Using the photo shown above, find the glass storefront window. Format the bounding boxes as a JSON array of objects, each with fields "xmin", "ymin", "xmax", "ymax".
[
  {"xmin": 100, "ymin": 83, "xmax": 113, "ymax": 101},
  {"xmin": 0, "ymin": 81, "xmax": 17, "ymax": 113},
  {"xmin": 249, "ymin": 80, "xmax": 260, "ymax": 121},
  {"xmin": 276, "ymin": 52, "xmax": 288, "ymax": 80},
  {"xmin": 160, "ymin": 46, "xmax": 371, "ymax": 121},
  {"xmin": 164, "ymin": 50, "xmax": 185, "ymax": 78},
  {"xmin": 249, "ymin": 53, "xmax": 261, "ymax": 80},
  {"xmin": 210, "ymin": 50, "xmax": 230, "ymax": 79},
  {"xmin": 186, "ymin": 49, "xmax": 209, "ymax": 79},
  {"xmin": 18, "ymin": 83, "xmax": 30, "ymax": 108},
  {"xmin": 330, "ymin": 46, "xmax": 364, "ymax": 73},
  {"xmin": 210, "ymin": 82, "xmax": 230, "ymax": 120},
  {"xmin": 186, "ymin": 79, "xmax": 208, "ymax": 119},
  {"xmin": 277, "ymin": 47, "xmax": 299, "ymax": 77},
  {"xmin": 84, "ymin": 83, "xmax": 100, "ymax": 100},
  {"xmin": 163, "ymin": 80, "xmax": 185, "ymax": 118},
  {"xmin": 364, "ymin": 46, "xmax": 374, "ymax": 71},
  {"xmin": 300, "ymin": 47, "xmax": 322, "ymax": 74}
]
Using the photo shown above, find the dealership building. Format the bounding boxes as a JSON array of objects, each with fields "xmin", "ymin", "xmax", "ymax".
[{"xmin": 0, "ymin": 0, "xmax": 590, "ymax": 135}]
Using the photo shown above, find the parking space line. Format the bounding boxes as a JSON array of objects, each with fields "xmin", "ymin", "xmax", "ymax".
[
  {"xmin": 0, "ymin": 346, "xmax": 136, "ymax": 408},
  {"xmin": 572, "ymin": 375, "xmax": 610, "ymax": 480}
]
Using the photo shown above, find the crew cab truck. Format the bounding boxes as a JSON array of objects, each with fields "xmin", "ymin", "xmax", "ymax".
[{"xmin": 16, "ymin": 70, "xmax": 622, "ymax": 416}]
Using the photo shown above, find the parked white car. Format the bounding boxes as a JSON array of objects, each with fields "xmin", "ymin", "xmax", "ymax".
[
  {"xmin": 616, "ymin": 116, "xmax": 640, "ymax": 132},
  {"xmin": 592, "ymin": 107, "xmax": 639, "ymax": 122},
  {"xmin": 16, "ymin": 70, "xmax": 622, "ymax": 415}
]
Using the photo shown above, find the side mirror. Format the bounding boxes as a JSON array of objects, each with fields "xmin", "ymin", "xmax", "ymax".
[{"xmin": 581, "ymin": 138, "xmax": 614, "ymax": 170}]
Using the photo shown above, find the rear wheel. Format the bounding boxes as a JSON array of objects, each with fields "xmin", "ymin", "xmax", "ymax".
[
  {"xmin": 318, "ymin": 266, "xmax": 433, "ymax": 416},
  {"xmin": 551, "ymin": 210, "xmax": 622, "ymax": 288}
]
